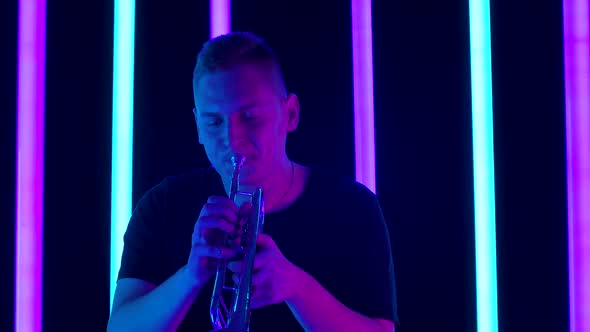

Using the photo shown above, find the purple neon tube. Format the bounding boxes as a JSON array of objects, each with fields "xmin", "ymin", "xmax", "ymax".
[
  {"xmin": 352, "ymin": 0, "xmax": 377, "ymax": 193},
  {"xmin": 210, "ymin": 0, "xmax": 230, "ymax": 38},
  {"xmin": 15, "ymin": 0, "xmax": 46, "ymax": 331},
  {"xmin": 563, "ymin": 0, "xmax": 590, "ymax": 331}
]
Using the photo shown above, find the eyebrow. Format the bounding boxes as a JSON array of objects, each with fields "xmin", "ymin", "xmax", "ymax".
[
  {"xmin": 239, "ymin": 102, "xmax": 261, "ymax": 111},
  {"xmin": 198, "ymin": 102, "xmax": 262, "ymax": 118},
  {"xmin": 199, "ymin": 111, "xmax": 220, "ymax": 118}
]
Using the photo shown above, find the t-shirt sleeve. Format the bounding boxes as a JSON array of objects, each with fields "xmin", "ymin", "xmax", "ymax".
[
  {"xmin": 117, "ymin": 178, "xmax": 170, "ymax": 285},
  {"xmin": 347, "ymin": 186, "xmax": 400, "ymax": 326}
]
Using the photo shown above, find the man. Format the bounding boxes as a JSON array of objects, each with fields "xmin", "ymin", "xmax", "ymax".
[{"xmin": 107, "ymin": 32, "xmax": 398, "ymax": 331}]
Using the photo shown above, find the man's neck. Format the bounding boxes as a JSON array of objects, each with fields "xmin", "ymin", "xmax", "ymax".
[{"xmin": 262, "ymin": 160, "xmax": 296, "ymax": 213}]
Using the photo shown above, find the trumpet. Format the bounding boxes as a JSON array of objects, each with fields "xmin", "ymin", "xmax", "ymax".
[{"xmin": 210, "ymin": 154, "xmax": 265, "ymax": 332}]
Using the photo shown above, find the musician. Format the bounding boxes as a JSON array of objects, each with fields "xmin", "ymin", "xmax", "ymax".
[{"xmin": 107, "ymin": 32, "xmax": 399, "ymax": 332}]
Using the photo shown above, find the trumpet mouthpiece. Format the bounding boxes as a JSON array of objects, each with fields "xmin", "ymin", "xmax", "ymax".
[{"xmin": 231, "ymin": 154, "xmax": 246, "ymax": 169}]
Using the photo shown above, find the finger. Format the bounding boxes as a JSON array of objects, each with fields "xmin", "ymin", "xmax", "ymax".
[
  {"xmin": 250, "ymin": 267, "xmax": 271, "ymax": 287},
  {"xmin": 197, "ymin": 216, "xmax": 235, "ymax": 233},
  {"xmin": 193, "ymin": 224, "xmax": 231, "ymax": 246},
  {"xmin": 227, "ymin": 261, "xmax": 243, "ymax": 273},
  {"xmin": 201, "ymin": 202, "xmax": 238, "ymax": 224},
  {"xmin": 249, "ymin": 286, "xmax": 272, "ymax": 309},
  {"xmin": 192, "ymin": 244, "xmax": 238, "ymax": 259},
  {"xmin": 193, "ymin": 227, "xmax": 222, "ymax": 246},
  {"xmin": 232, "ymin": 273, "xmax": 240, "ymax": 285},
  {"xmin": 226, "ymin": 233, "xmax": 242, "ymax": 250},
  {"xmin": 237, "ymin": 202, "xmax": 253, "ymax": 217},
  {"xmin": 250, "ymin": 300, "xmax": 264, "ymax": 310},
  {"xmin": 252, "ymin": 253, "xmax": 267, "ymax": 271},
  {"xmin": 256, "ymin": 234, "xmax": 277, "ymax": 250},
  {"xmin": 249, "ymin": 289, "xmax": 263, "ymax": 309},
  {"xmin": 207, "ymin": 196, "xmax": 239, "ymax": 213},
  {"xmin": 200, "ymin": 228, "xmax": 228, "ymax": 247},
  {"xmin": 226, "ymin": 224, "xmax": 243, "ymax": 242}
]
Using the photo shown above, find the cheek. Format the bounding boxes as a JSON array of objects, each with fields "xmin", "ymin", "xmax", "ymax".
[
  {"xmin": 202, "ymin": 139, "xmax": 226, "ymax": 163},
  {"xmin": 256, "ymin": 126, "xmax": 282, "ymax": 155}
]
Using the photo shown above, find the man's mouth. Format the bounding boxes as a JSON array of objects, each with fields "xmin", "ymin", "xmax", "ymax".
[{"xmin": 228, "ymin": 154, "xmax": 255, "ymax": 164}]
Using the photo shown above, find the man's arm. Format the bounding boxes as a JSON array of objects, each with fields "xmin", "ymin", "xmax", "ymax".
[
  {"xmin": 283, "ymin": 183, "xmax": 398, "ymax": 332},
  {"xmin": 108, "ymin": 177, "xmax": 206, "ymax": 331},
  {"xmin": 285, "ymin": 269, "xmax": 395, "ymax": 332},
  {"xmin": 107, "ymin": 265, "xmax": 203, "ymax": 332}
]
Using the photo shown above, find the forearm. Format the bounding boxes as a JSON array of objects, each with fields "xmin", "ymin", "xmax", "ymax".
[
  {"xmin": 285, "ymin": 270, "xmax": 393, "ymax": 332},
  {"xmin": 107, "ymin": 265, "xmax": 203, "ymax": 332}
]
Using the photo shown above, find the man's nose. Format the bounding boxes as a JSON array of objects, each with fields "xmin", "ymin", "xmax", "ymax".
[{"xmin": 223, "ymin": 119, "xmax": 246, "ymax": 148}]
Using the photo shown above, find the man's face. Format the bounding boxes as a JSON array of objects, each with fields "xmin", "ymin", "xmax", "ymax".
[{"xmin": 194, "ymin": 63, "xmax": 297, "ymax": 186}]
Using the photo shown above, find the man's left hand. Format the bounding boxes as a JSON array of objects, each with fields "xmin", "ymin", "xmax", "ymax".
[{"xmin": 228, "ymin": 233, "xmax": 306, "ymax": 309}]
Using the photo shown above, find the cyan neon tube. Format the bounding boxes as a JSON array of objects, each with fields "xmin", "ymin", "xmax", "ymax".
[
  {"xmin": 469, "ymin": 0, "xmax": 499, "ymax": 330},
  {"xmin": 111, "ymin": 0, "xmax": 136, "ymax": 308}
]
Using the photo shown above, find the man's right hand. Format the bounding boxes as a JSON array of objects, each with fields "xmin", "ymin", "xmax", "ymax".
[
  {"xmin": 108, "ymin": 196, "xmax": 244, "ymax": 332},
  {"xmin": 187, "ymin": 196, "xmax": 244, "ymax": 286}
]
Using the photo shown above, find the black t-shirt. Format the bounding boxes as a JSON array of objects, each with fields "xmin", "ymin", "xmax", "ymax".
[{"xmin": 118, "ymin": 166, "xmax": 399, "ymax": 331}]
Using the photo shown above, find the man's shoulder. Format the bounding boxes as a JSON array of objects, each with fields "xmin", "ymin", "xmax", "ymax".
[
  {"xmin": 163, "ymin": 166, "xmax": 219, "ymax": 190},
  {"xmin": 137, "ymin": 167, "xmax": 223, "ymax": 206},
  {"xmin": 310, "ymin": 167, "xmax": 377, "ymax": 202}
]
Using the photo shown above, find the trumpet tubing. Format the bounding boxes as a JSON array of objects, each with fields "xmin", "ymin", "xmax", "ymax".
[{"xmin": 210, "ymin": 154, "xmax": 265, "ymax": 332}]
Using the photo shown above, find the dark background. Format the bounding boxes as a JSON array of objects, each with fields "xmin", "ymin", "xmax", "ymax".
[{"xmin": 1, "ymin": 0, "xmax": 569, "ymax": 331}]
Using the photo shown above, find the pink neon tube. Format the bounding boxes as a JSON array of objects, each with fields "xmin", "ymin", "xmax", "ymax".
[
  {"xmin": 15, "ymin": 0, "xmax": 46, "ymax": 331},
  {"xmin": 563, "ymin": 0, "xmax": 590, "ymax": 331}
]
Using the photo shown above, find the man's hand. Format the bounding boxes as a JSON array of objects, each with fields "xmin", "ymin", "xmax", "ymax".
[
  {"xmin": 228, "ymin": 233, "xmax": 305, "ymax": 309},
  {"xmin": 227, "ymin": 233, "xmax": 395, "ymax": 332},
  {"xmin": 188, "ymin": 196, "xmax": 248, "ymax": 286}
]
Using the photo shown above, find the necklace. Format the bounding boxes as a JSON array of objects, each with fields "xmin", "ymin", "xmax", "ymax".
[{"xmin": 273, "ymin": 161, "xmax": 295, "ymax": 210}]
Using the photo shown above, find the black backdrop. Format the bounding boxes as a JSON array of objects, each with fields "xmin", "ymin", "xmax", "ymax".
[{"xmin": 0, "ymin": 0, "xmax": 569, "ymax": 331}]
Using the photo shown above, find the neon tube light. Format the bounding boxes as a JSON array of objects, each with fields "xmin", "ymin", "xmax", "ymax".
[
  {"xmin": 210, "ymin": 0, "xmax": 230, "ymax": 38},
  {"xmin": 563, "ymin": 0, "xmax": 590, "ymax": 331},
  {"xmin": 352, "ymin": 0, "xmax": 377, "ymax": 194},
  {"xmin": 16, "ymin": 0, "xmax": 46, "ymax": 330},
  {"xmin": 111, "ymin": 0, "xmax": 136, "ymax": 308},
  {"xmin": 469, "ymin": 0, "xmax": 499, "ymax": 330}
]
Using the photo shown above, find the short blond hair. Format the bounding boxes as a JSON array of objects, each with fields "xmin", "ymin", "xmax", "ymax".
[{"xmin": 193, "ymin": 32, "xmax": 287, "ymax": 96}]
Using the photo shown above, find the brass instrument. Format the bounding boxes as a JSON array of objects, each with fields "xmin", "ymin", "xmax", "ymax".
[{"xmin": 210, "ymin": 154, "xmax": 264, "ymax": 332}]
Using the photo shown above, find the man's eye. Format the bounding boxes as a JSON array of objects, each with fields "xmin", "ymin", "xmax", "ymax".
[
  {"xmin": 207, "ymin": 119, "xmax": 222, "ymax": 127},
  {"xmin": 242, "ymin": 112, "xmax": 259, "ymax": 121}
]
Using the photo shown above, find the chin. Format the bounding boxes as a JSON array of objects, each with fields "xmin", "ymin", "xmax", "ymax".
[
  {"xmin": 238, "ymin": 168, "xmax": 258, "ymax": 182},
  {"xmin": 239, "ymin": 167, "xmax": 265, "ymax": 186}
]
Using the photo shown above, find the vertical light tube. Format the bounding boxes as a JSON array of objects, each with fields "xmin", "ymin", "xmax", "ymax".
[
  {"xmin": 210, "ymin": 0, "xmax": 230, "ymax": 38},
  {"xmin": 111, "ymin": 0, "xmax": 135, "ymax": 308},
  {"xmin": 469, "ymin": 0, "xmax": 498, "ymax": 331},
  {"xmin": 563, "ymin": 0, "xmax": 590, "ymax": 331},
  {"xmin": 16, "ymin": 0, "xmax": 46, "ymax": 331},
  {"xmin": 352, "ymin": 0, "xmax": 377, "ymax": 194}
]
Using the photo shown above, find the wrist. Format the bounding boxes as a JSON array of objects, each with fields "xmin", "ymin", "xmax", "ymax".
[
  {"xmin": 285, "ymin": 265, "xmax": 314, "ymax": 305},
  {"xmin": 180, "ymin": 265, "xmax": 206, "ymax": 291}
]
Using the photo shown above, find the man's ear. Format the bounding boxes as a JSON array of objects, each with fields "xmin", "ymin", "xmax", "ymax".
[
  {"xmin": 285, "ymin": 93, "xmax": 300, "ymax": 132},
  {"xmin": 193, "ymin": 107, "xmax": 204, "ymax": 145}
]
